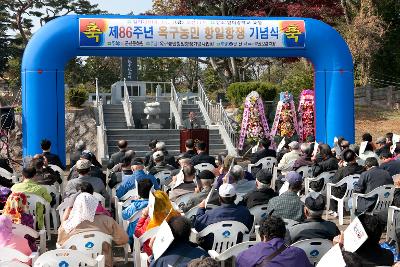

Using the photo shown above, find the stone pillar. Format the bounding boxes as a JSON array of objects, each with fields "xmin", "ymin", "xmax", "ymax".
[
  {"xmin": 387, "ymin": 86, "xmax": 394, "ymax": 108},
  {"xmin": 365, "ymin": 85, "xmax": 372, "ymax": 106}
]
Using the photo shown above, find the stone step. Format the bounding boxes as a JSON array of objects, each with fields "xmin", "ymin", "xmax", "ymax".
[
  {"xmin": 106, "ymin": 139, "xmax": 225, "ymax": 145},
  {"xmin": 107, "ymin": 134, "xmax": 223, "ymax": 141},
  {"xmin": 108, "ymin": 143, "xmax": 226, "ymax": 151},
  {"xmin": 107, "ymin": 148, "xmax": 227, "ymax": 158},
  {"xmin": 105, "ymin": 122, "xmax": 127, "ymax": 128}
]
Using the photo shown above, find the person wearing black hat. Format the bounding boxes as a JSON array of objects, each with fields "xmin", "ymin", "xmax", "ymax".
[
  {"xmin": 289, "ymin": 192, "xmax": 339, "ymax": 243},
  {"xmin": 239, "ymin": 169, "xmax": 277, "ymax": 209},
  {"xmin": 250, "ymin": 138, "xmax": 276, "ymax": 164},
  {"xmin": 67, "ymin": 150, "xmax": 105, "ymax": 184},
  {"xmin": 179, "ymin": 170, "xmax": 215, "ymax": 212}
]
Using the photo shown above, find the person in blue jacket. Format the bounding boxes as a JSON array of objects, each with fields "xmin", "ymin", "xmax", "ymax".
[
  {"xmin": 116, "ymin": 158, "xmax": 159, "ymax": 199},
  {"xmin": 193, "ymin": 183, "xmax": 253, "ymax": 250},
  {"xmin": 122, "ymin": 179, "xmax": 153, "ymax": 244}
]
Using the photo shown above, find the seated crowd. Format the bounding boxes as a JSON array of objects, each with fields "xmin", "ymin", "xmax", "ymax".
[{"xmin": 0, "ymin": 132, "xmax": 399, "ymax": 267}]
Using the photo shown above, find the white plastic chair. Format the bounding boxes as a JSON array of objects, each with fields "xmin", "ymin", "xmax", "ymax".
[
  {"xmin": 174, "ymin": 192, "xmax": 194, "ymax": 207},
  {"xmin": 191, "ymin": 221, "xmax": 250, "ymax": 254},
  {"xmin": 48, "ymin": 164, "xmax": 64, "ymax": 195},
  {"xmin": 122, "ymin": 210, "xmax": 142, "ymax": 232},
  {"xmin": 93, "ymin": 192, "xmax": 106, "ymax": 207},
  {"xmin": 386, "ymin": 206, "xmax": 400, "ymax": 249},
  {"xmin": 154, "ymin": 170, "xmax": 173, "ymax": 187},
  {"xmin": 296, "ymin": 165, "xmax": 313, "ymax": 178},
  {"xmin": 249, "ymin": 204, "xmax": 268, "ymax": 229},
  {"xmin": 352, "ymin": 184, "xmax": 395, "ymax": 219},
  {"xmin": 326, "ymin": 174, "xmax": 360, "ymax": 225},
  {"xmin": 0, "ymin": 167, "xmax": 18, "ymax": 183},
  {"xmin": 292, "ymin": 238, "xmax": 333, "ymax": 265},
  {"xmin": 114, "ymin": 189, "xmax": 137, "ymax": 224},
  {"xmin": 61, "ymin": 231, "xmax": 112, "ymax": 259},
  {"xmin": 33, "ymin": 249, "xmax": 104, "ymax": 267},
  {"xmin": 133, "ymin": 226, "xmax": 160, "ymax": 267},
  {"xmin": 0, "ymin": 261, "xmax": 31, "ymax": 267},
  {"xmin": 0, "ymin": 247, "xmax": 38, "ymax": 266},
  {"xmin": 185, "ymin": 206, "xmax": 199, "ymax": 219},
  {"xmin": 247, "ymin": 157, "xmax": 277, "ymax": 174},
  {"xmin": 42, "ymin": 185, "xmax": 60, "ymax": 233},
  {"xmin": 12, "ymin": 223, "xmax": 47, "ymax": 255},
  {"xmin": 194, "ymin": 163, "xmax": 215, "ymax": 173},
  {"xmin": 208, "ymin": 241, "xmax": 258, "ymax": 267},
  {"xmin": 24, "ymin": 193, "xmax": 52, "ymax": 240},
  {"xmin": 304, "ymin": 171, "xmax": 336, "ymax": 194}
]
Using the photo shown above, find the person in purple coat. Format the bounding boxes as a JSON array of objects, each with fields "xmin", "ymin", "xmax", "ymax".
[{"xmin": 236, "ymin": 216, "xmax": 312, "ymax": 267}]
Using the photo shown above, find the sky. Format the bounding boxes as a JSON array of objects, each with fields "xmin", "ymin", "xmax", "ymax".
[{"xmin": 32, "ymin": 0, "xmax": 153, "ymax": 32}]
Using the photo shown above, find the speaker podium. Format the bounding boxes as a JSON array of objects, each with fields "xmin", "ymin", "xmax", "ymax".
[{"xmin": 180, "ymin": 129, "xmax": 209, "ymax": 153}]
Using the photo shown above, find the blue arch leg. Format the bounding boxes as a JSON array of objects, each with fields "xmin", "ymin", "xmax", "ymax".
[
  {"xmin": 315, "ymin": 70, "xmax": 355, "ymax": 145},
  {"xmin": 22, "ymin": 70, "xmax": 66, "ymax": 164}
]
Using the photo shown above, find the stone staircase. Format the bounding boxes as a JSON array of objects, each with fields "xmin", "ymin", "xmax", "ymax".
[
  {"xmin": 103, "ymin": 104, "xmax": 128, "ymax": 129},
  {"xmin": 106, "ymin": 128, "xmax": 226, "ymax": 157},
  {"xmin": 102, "ymin": 102, "xmax": 228, "ymax": 158}
]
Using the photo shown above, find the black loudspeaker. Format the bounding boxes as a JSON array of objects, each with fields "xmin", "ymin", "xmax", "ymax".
[{"xmin": 0, "ymin": 107, "xmax": 15, "ymax": 130}]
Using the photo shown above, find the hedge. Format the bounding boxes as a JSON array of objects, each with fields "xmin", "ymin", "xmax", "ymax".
[
  {"xmin": 67, "ymin": 86, "xmax": 88, "ymax": 107},
  {"xmin": 226, "ymin": 82, "xmax": 278, "ymax": 106}
]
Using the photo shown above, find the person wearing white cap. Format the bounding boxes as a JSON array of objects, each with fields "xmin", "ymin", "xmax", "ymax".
[
  {"xmin": 277, "ymin": 141, "xmax": 302, "ymax": 175},
  {"xmin": 148, "ymin": 150, "xmax": 176, "ymax": 176},
  {"xmin": 64, "ymin": 159, "xmax": 107, "ymax": 198},
  {"xmin": 193, "ymin": 183, "xmax": 253, "ymax": 251}
]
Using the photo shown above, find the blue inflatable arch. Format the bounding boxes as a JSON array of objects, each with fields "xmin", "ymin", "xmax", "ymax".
[{"xmin": 22, "ymin": 15, "xmax": 354, "ymax": 164}]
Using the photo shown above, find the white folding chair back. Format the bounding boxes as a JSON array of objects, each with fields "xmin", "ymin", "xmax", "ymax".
[
  {"xmin": 133, "ymin": 226, "xmax": 160, "ymax": 267},
  {"xmin": 194, "ymin": 163, "xmax": 215, "ymax": 173},
  {"xmin": 174, "ymin": 192, "xmax": 194, "ymax": 207},
  {"xmin": 48, "ymin": 164, "xmax": 64, "ymax": 195},
  {"xmin": 208, "ymin": 241, "xmax": 258, "ymax": 267},
  {"xmin": 24, "ymin": 193, "xmax": 51, "ymax": 239},
  {"xmin": 33, "ymin": 249, "xmax": 104, "ymax": 267},
  {"xmin": 305, "ymin": 171, "xmax": 336, "ymax": 194},
  {"xmin": 185, "ymin": 206, "xmax": 199, "ymax": 219},
  {"xmin": 154, "ymin": 170, "xmax": 173, "ymax": 187},
  {"xmin": 292, "ymin": 238, "xmax": 333, "ymax": 265},
  {"xmin": 326, "ymin": 174, "xmax": 360, "ymax": 225},
  {"xmin": 0, "ymin": 167, "xmax": 18, "ymax": 183},
  {"xmin": 12, "ymin": 223, "xmax": 47, "ymax": 254},
  {"xmin": 193, "ymin": 221, "xmax": 250, "ymax": 254},
  {"xmin": 247, "ymin": 157, "xmax": 277, "ymax": 174},
  {"xmin": 122, "ymin": 210, "xmax": 142, "ymax": 232},
  {"xmin": 271, "ymin": 166, "xmax": 278, "ymax": 191},
  {"xmin": 93, "ymin": 192, "xmax": 106, "ymax": 207},
  {"xmin": 42, "ymin": 185, "xmax": 61, "ymax": 233},
  {"xmin": 386, "ymin": 206, "xmax": 400, "ymax": 250},
  {"xmin": 61, "ymin": 231, "xmax": 112, "ymax": 259},
  {"xmin": 296, "ymin": 165, "xmax": 313, "ymax": 178},
  {"xmin": 0, "ymin": 261, "xmax": 30, "ymax": 267},
  {"xmin": 0, "ymin": 247, "xmax": 37, "ymax": 265},
  {"xmin": 353, "ymin": 184, "xmax": 395, "ymax": 217},
  {"xmin": 249, "ymin": 204, "xmax": 269, "ymax": 227}
]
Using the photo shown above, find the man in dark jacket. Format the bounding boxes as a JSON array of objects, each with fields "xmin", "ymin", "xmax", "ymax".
[
  {"xmin": 107, "ymin": 139, "xmax": 129, "ymax": 169},
  {"xmin": 191, "ymin": 141, "xmax": 217, "ymax": 167},
  {"xmin": 250, "ymin": 138, "xmax": 276, "ymax": 164},
  {"xmin": 329, "ymin": 149, "xmax": 365, "ymax": 215},
  {"xmin": 41, "ymin": 139, "xmax": 65, "ymax": 170},
  {"xmin": 144, "ymin": 139, "xmax": 158, "ymax": 167},
  {"xmin": 31, "ymin": 154, "xmax": 62, "ymax": 185},
  {"xmin": 240, "ymin": 169, "xmax": 277, "ymax": 209},
  {"xmin": 150, "ymin": 216, "xmax": 208, "ymax": 267},
  {"xmin": 379, "ymin": 151, "xmax": 400, "ymax": 177},
  {"xmin": 148, "ymin": 151, "xmax": 176, "ymax": 176},
  {"xmin": 353, "ymin": 157, "xmax": 393, "ymax": 214},
  {"xmin": 194, "ymin": 183, "xmax": 253, "ymax": 250},
  {"xmin": 289, "ymin": 192, "xmax": 339, "ymax": 243},
  {"xmin": 182, "ymin": 139, "xmax": 197, "ymax": 159}
]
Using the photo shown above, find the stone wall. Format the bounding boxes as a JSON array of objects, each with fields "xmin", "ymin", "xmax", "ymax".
[
  {"xmin": 355, "ymin": 85, "xmax": 400, "ymax": 109},
  {"xmin": 8, "ymin": 107, "xmax": 98, "ymax": 160}
]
